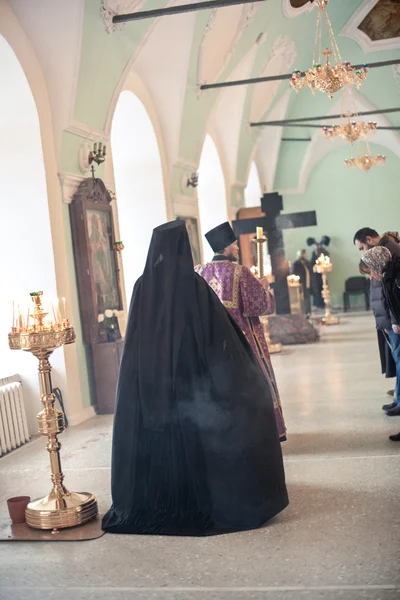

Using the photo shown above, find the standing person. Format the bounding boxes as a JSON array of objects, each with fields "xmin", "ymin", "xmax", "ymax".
[
  {"xmin": 102, "ymin": 220, "xmax": 288, "ymax": 535},
  {"xmin": 195, "ymin": 222, "xmax": 286, "ymax": 441},
  {"xmin": 359, "ymin": 260, "xmax": 396, "ymax": 392},
  {"xmin": 361, "ymin": 246, "xmax": 400, "ymax": 441},
  {"xmin": 292, "ymin": 249, "xmax": 313, "ymax": 316},
  {"xmin": 353, "ymin": 228, "xmax": 400, "ymax": 416}
]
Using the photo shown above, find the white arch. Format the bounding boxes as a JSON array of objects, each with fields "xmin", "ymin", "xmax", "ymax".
[
  {"xmin": 198, "ymin": 134, "xmax": 229, "ymax": 262},
  {"xmin": 245, "ymin": 162, "xmax": 262, "ymax": 207},
  {"xmin": 0, "ymin": 34, "xmax": 66, "ymax": 432},
  {"xmin": 111, "ymin": 89, "xmax": 168, "ymax": 302},
  {"xmin": 298, "ymin": 90, "xmax": 400, "ymax": 193},
  {"xmin": 0, "ymin": 5, "xmax": 92, "ymax": 427}
]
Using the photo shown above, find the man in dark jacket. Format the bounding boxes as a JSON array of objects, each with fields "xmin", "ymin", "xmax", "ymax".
[{"xmin": 354, "ymin": 228, "xmax": 400, "ymax": 416}]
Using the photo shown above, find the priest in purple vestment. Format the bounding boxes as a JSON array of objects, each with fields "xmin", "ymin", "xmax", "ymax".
[{"xmin": 195, "ymin": 222, "xmax": 286, "ymax": 441}]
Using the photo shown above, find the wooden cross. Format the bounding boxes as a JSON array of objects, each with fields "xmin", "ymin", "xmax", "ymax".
[{"xmin": 232, "ymin": 193, "xmax": 317, "ymax": 314}]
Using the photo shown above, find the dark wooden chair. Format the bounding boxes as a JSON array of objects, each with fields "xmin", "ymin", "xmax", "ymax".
[{"xmin": 343, "ymin": 276, "xmax": 370, "ymax": 312}]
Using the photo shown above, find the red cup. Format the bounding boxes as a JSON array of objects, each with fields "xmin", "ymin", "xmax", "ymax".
[{"xmin": 7, "ymin": 496, "xmax": 30, "ymax": 524}]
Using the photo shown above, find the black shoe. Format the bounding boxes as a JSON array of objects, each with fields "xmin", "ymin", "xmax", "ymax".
[
  {"xmin": 389, "ymin": 432, "xmax": 400, "ymax": 441},
  {"xmin": 387, "ymin": 389, "xmax": 395, "ymax": 397},
  {"xmin": 386, "ymin": 405, "xmax": 400, "ymax": 416},
  {"xmin": 382, "ymin": 402, "xmax": 397, "ymax": 411}
]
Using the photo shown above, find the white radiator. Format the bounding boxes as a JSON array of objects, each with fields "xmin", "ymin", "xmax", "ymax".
[{"xmin": 0, "ymin": 375, "xmax": 30, "ymax": 457}]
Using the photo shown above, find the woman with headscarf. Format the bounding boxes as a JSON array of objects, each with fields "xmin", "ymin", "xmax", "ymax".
[
  {"xmin": 362, "ymin": 246, "xmax": 400, "ymax": 442},
  {"xmin": 102, "ymin": 220, "xmax": 288, "ymax": 535}
]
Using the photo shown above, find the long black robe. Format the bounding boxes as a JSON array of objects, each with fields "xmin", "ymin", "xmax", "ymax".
[{"xmin": 102, "ymin": 220, "xmax": 288, "ymax": 536}]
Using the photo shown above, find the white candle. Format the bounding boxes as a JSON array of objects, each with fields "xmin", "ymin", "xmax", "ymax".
[
  {"xmin": 56, "ymin": 300, "xmax": 62, "ymax": 323},
  {"xmin": 62, "ymin": 297, "xmax": 67, "ymax": 321},
  {"xmin": 12, "ymin": 301, "xmax": 15, "ymax": 329},
  {"xmin": 256, "ymin": 227, "xmax": 263, "ymax": 240}
]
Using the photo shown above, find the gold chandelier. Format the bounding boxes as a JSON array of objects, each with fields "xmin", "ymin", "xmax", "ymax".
[
  {"xmin": 323, "ymin": 118, "xmax": 378, "ymax": 144},
  {"xmin": 290, "ymin": 0, "xmax": 368, "ymax": 98},
  {"xmin": 344, "ymin": 152, "xmax": 386, "ymax": 172}
]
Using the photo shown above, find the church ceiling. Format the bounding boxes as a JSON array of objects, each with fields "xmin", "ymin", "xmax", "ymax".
[{"xmin": 358, "ymin": 0, "xmax": 400, "ymax": 42}]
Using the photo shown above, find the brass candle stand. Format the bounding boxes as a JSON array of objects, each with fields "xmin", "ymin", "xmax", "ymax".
[
  {"xmin": 253, "ymin": 232, "xmax": 282, "ymax": 355},
  {"xmin": 8, "ymin": 292, "xmax": 98, "ymax": 530},
  {"xmin": 313, "ymin": 255, "xmax": 339, "ymax": 326}
]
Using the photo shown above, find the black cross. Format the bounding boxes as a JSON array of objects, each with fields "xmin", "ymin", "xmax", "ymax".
[{"xmin": 232, "ymin": 192, "xmax": 317, "ymax": 314}]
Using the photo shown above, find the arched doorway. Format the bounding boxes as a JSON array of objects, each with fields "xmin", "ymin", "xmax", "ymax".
[
  {"xmin": 0, "ymin": 35, "xmax": 62, "ymax": 431},
  {"xmin": 197, "ymin": 134, "xmax": 228, "ymax": 262},
  {"xmin": 111, "ymin": 90, "xmax": 167, "ymax": 302},
  {"xmin": 245, "ymin": 161, "xmax": 262, "ymax": 207}
]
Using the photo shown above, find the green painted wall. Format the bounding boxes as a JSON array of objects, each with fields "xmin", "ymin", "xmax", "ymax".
[{"xmin": 282, "ymin": 144, "xmax": 400, "ymax": 307}]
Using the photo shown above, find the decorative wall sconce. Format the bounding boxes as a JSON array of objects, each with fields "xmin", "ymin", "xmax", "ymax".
[
  {"xmin": 89, "ymin": 142, "xmax": 106, "ymax": 178},
  {"xmin": 187, "ymin": 172, "xmax": 199, "ymax": 188},
  {"xmin": 79, "ymin": 141, "xmax": 107, "ymax": 175}
]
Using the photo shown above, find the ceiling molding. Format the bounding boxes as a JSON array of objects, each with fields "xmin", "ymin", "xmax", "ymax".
[
  {"xmin": 101, "ymin": 0, "xmax": 146, "ymax": 34},
  {"xmin": 282, "ymin": 0, "xmax": 315, "ymax": 19},
  {"xmin": 65, "ymin": 120, "xmax": 108, "ymax": 142},
  {"xmin": 394, "ymin": 64, "xmax": 400, "ymax": 92},
  {"xmin": 250, "ymin": 35, "xmax": 297, "ymax": 123},
  {"xmin": 59, "ymin": 172, "xmax": 85, "ymax": 204},
  {"xmin": 340, "ymin": 0, "xmax": 400, "ymax": 53},
  {"xmin": 197, "ymin": 3, "xmax": 261, "ymax": 85}
]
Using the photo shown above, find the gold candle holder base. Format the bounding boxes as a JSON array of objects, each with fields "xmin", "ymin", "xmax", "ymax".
[
  {"xmin": 9, "ymin": 292, "xmax": 98, "ymax": 531},
  {"xmin": 26, "ymin": 491, "xmax": 98, "ymax": 530},
  {"xmin": 322, "ymin": 314, "xmax": 340, "ymax": 326},
  {"xmin": 268, "ymin": 342, "xmax": 283, "ymax": 354}
]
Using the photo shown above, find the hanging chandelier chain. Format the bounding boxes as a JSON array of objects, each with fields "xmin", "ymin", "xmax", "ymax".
[{"xmin": 290, "ymin": 0, "xmax": 368, "ymax": 99}]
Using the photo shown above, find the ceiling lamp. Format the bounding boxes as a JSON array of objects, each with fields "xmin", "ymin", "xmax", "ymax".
[
  {"xmin": 290, "ymin": 0, "xmax": 368, "ymax": 99},
  {"xmin": 344, "ymin": 153, "xmax": 386, "ymax": 172},
  {"xmin": 324, "ymin": 118, "xmax": 378, "ymax": 144}
]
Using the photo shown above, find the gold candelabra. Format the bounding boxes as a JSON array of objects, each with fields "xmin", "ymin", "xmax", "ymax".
[
  {"xmin": 290, "ymin": 1, "xmax": 367, "ymax": 99},
  {"xmin": 287, "ymin": 275, "xmax": 304, "ymax": 315},
  {"xmin": 9, "ymin": 292, "xmax": 98, "ymax": 530},
  {"xmin": 253, "ymin": 228, "xmax": 282, "ymax": 354},
  {"xmin": 313, "ymin": 255, "xmax": 339, "ymax": 325}
]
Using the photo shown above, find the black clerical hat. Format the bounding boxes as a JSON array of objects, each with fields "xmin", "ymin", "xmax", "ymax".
[{"xmin": 205, "ymin": 222, "xmax": 237, "ymax": 253}]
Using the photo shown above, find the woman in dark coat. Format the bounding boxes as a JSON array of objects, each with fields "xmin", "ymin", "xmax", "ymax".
[
  {"xmin": 102, "ymin": 220, "xmax": 288, "ymax": 535},
  {"xmin": 362, "ymin": 246, "xmax": 400, "ymax": 442}
]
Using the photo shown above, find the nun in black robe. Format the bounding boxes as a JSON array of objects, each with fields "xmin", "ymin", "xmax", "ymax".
[{"xmin": 102, "ymin": 220, "xmax": 288, "ymax": 536}]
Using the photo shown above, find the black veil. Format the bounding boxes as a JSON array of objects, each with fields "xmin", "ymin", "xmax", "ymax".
[{"xmin": 102, "ymin": 220, "xmax": 288, "ymax": 536}]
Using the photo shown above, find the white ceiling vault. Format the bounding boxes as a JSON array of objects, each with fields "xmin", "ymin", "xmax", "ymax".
[{"xmin": 3, "ymin": 0, "xmax": 399, "ymax": 191}]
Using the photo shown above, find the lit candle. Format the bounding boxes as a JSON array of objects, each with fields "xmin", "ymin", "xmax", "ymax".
[
  {"xmin": 12, "ymin": 301, "xmax": 15, "ymax": 329},
  {"xmin": 26, "ymin": 308, "xmax": 30, "ymax": 330},
  {"xmin": 52, "ymin": 303, "xmax": 58, "ymax": 324},
  {"xmin": 18, "ymin": 305, "xmax": 22, "ymax": 331},
  {"xmin": 256, "ymin": 227, "xmax": 263, "ymax": 240},
  {"xmin": 62, "ymin": 297, "xmax": 67, "ymax": 321},
  {"xmin": 56, "ymin": 300, "xmax": 62, "ymax": 323}
]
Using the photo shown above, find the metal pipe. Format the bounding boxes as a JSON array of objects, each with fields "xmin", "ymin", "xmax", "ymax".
[
  {"xmin": 280, "ymin": 124, "xmax": 400, "ymax": 130},
  {"xmin": 113, "ymin": 0, "xmax": 265, "ymax": 23},
  {"xmin": 200, "ymin": 58, "xmax": 400, "ymax": 90},
  {"xmin": 250, "ymin": 107, "xmax": 400, "ymax": 127}
]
